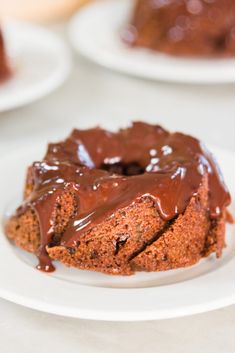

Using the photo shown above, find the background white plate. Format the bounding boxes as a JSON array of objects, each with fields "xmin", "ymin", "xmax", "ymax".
[
  {"xmin": 68, "ymin": 0, "xmax": 235, "ymax": 84},
  {"xmin": 0, "ymin": 142, "xmax": 235, "ymax": 321},
  {"xmin": 0, "ymin": 22, "xmax": 72, "ymax": 112}
]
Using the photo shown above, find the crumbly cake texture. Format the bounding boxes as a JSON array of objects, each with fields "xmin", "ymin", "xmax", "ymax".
[
  {"xmin": 5, "ymin": 122, "xmax": 231, "ymax": 275},
  {"xmin": 0, "ymin": 28, "xmax": 11, "ymax": 82},
  {"xmin": 123, "ymin": 0, "xmax": 235, "ymax": 57},
  {"xmin": 48, "ymin": 175, "xmax": 225, "ymax": 274}
]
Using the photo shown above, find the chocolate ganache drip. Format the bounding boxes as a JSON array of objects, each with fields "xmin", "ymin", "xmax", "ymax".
[{"xmin": 16, "ymin": 122, "xmax": 231, "ymax": 272}]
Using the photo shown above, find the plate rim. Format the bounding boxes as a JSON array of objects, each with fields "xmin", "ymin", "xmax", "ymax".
[
  {"xmin": 0, "ymin": 143, "xmax": 235, "ymax": 321},
  {"xmin": 68, "ymin": 0, "xmax": 235, "ymax": 84},
  {"xmin": 0, "ymin": 20, "xmax": 72, "ymax": 112}
]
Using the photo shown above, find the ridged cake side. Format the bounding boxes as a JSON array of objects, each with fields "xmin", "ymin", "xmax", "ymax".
[
  {"xmin": 4, "ymin": 122, "xmax": 231, "ymax": 275},
  {"xmin": 5, "ymin": 173, "xmax": 226, "ymax": 275}
]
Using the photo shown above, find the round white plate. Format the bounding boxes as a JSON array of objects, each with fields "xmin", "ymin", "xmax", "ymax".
[
  {"xmin": 68, "ymin": 0, "xmax": 235, "ymax": 84},
  {"xmin": 0, "ymin": 143, "xmax": 235, "ymax": 321},
  {"xmin": 0, "ymin": 22, "xmax": 72, "ymax": 111}
]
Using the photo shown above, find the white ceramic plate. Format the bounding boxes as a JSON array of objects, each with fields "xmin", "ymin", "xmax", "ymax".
[
  {"xmin": 68, "ymin": 0, "xmax": 235, "ymax": 84},
  {"xmin": 0, "ymin": 143, "xmax": 235, "ymax": 321},
  {"xmin": 0, "ymin": 22, "xmax": 72, "ymax": 111}
]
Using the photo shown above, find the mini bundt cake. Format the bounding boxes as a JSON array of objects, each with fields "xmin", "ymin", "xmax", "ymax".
[
  {"xmin": 5, "ymin": 122, "xmax": 231, "ymax": 275},
  {"xmin": 0, "ymin": 27, "xmax": 11, "ymax": 82},
  {"xmin": 123, "ymin": 0, "xmax": 235, "ymax": 57}
]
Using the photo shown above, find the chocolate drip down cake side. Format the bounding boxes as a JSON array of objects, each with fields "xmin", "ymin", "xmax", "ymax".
[{"xmin": 5, "ymin": 122, "xmax": 231, "ymax": 275}]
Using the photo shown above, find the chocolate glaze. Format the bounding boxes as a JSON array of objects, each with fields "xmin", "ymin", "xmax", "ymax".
[
  {"xmin": 16, "ymin": 122, "xmax": 231, "ymax": 272},
  {"xmin": 123, "ymin": 0, "xmax": 235, "ymax": 57}
]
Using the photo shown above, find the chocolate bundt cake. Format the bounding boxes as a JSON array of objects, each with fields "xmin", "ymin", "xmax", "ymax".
[
  {"xmin": 123, "ymin": 0, "xmax": 235, "ymax": 57},
  {"xmin": 5, "ymin": 122, "xmax": 231, "ymax": 275},
  {"xmin": 0, "ymin": 27, "xmax": 11, "ymax": 82}
]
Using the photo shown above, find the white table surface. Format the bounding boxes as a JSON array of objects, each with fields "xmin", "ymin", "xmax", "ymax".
[{"xmin": 1, "ymin": 25, "xmax": 235, "ymax": 353}]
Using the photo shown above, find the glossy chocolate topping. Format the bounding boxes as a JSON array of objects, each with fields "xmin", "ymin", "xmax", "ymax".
[
  {"xmin": 16, "ymin": 122, "xmax": 231, "ymax": 271},
  {"xmin": 123, "ymin": 0, "xmax": 235, "ymax": 57}
]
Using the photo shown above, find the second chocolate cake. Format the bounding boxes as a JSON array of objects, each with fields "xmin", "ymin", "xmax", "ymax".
[
  {"xmin": 123, "ymin": 0, "xmax": 235, "ymax": 57},
  {"xmin": 5, "ymin": 122, "xmax": 231, "ymax": 275},
  {"xmin": 0, "ymin": 27, "xmax": 11, "ymax": 82}
]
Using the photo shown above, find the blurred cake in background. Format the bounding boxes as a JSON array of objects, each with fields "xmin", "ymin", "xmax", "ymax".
[
  {"xmin": 0, "ymin": 28, "xmax": 11, "ymax": 82},
  {"xmin": 123, "ymin": 0, "xmax": 235, "ymax": 57}
]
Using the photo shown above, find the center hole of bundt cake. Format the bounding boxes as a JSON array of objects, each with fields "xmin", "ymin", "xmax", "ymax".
[
  {"xmin": 210, "ymin": 33, "xmax": 227, "ymax": 51},
  {"xmin": 101, "ymin": 161, "xmax": 145, "ymax": 176}
]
